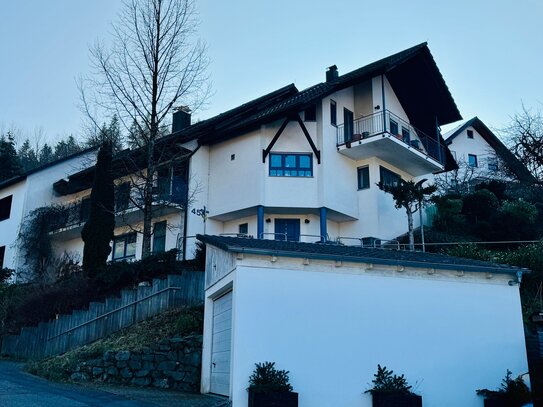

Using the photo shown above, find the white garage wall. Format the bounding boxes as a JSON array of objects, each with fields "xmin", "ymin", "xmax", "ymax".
[{"xmin": 229, "ymin": 264, "xmax": 528, "ymax": 407}]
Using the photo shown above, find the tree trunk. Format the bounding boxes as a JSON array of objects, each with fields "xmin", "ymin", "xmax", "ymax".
[{"xmin": 407, "ymin": 209, "xmax": 414, "ymax": 251}]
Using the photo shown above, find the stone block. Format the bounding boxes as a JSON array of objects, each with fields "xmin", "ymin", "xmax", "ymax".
[
  {"xmin": 152, "ymin": 378, "xmax": 171, "ymax": 389},
  {"xmin": 142, "ymin": 354, "xmax": 154, "ymax": 361},
  {"xmin": 130, "ymin": 353, "xmax": 142, "ymax": 361},
  {"xmin": 134, "ymin": 369, "xmax": 150, "ymax": 377},
  {"xmin": 154, "ymin": 354, "xmax": 167, "ymax": 362},
  {"xmin": 131, "ymin": 377, "xmax": 152, "ymax": 386},
  {"xmin": 92, "ymin": 367, "xmax": 104, "ymax": 377},
  {"xmin": 128, "ymin": 360, "xmax": 142, "ymax": 370},
  {"xmin": 157, "ymin": 361, "xmax": 177, "ymax": 371},
  {"xmin": 120, "ymin": 367, "xmax": 133, "ymax": 379},
  {"xmin": 167, "ymin": 351, "xmax": 177, "ymax": 361},
  {"xmin": 70, "ymin": 372, "xmax": 89, "ymax": 382},
  {"xmin": 107, "ymin": 367, "xmax": 119, "ymax": 376},
  {"xmin": 117, "ymin": 361, "xmax": 128, "ymax": 368},
  {"xmin": 103, "ymin": 351, "xmax": 116, "ymax": 361},
  {"xmin": 115, "ymin": 350, "xmax": 131, "ymax": 361}
]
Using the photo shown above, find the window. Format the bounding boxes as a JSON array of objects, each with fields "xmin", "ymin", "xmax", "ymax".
[
  {"xmin": 467, "ymin": 129, "xmax": 474, "ymax": 139},
  {"xmin": 330, "ymin": 100, "xmax": 337, "ymax": 126},
  {"xmin": 357, "ymin": 166, "xmax": 370, "ymax": 190},
  {"xmin": 0, "ymin": 195, "xmax": 13, "ymax": 222},
  {"xmin": 389, "ymin": 119, "xmax": 399, "ymax": 135},
  {"xmin": 468, "ymin": 154, "xmax": 478, "ymax": 167},
  {"xmin": 112, "ymin": 233, "xmax": 137, "ymax": 261},
  {"xmin": 379, "ymin": 166, "xmax": 401, "ymax": 187},
  {"xmin": 488, "ymin": 158, "xmax": 498, "ymax": 172},
  {"xmin": 157, "ymin": 166, "xmax": 171, "ymax": 199},
  {"xmin": 115, "ymin": 182, "xmax": 130, "ymax": 212},
  {"xmin": 269, "ymin": 153, "xmax": 312, "ymax": 177},
  {"xmin": 402, "ymin": 127, "xmax": 410, "ymax": 143},
  {"xmin": 153, "ymin": 221, "xmax": 167, "ymax": 253},
  {"xmin": 238, "ymin": 223, "xmax": 248, "ymax": 236},
  {"xmin": 344, "ymin": 108, "xmax": 354, "ymax": 141},
  {"xmin": 304, "ymin": 105, "xmax": 316, "ymax": 121},
  {"xmin": 0, "ymin": 246, "xmax": 5, "ymax": 269}
]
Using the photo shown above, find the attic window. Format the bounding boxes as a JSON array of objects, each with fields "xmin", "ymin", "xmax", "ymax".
[
  {"xmin": 0, "ymin": 195, "xmax": 12, "ymax": 222},
  {"xmin": 304, "ymin": 105, "xmax": 316, "ymax": 122},
  {"xmin": 467, "ymin": 130, "xmax": 474, "ymax": 139}
]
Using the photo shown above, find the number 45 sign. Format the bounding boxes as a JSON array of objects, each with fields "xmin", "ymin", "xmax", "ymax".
[{"xmin": 191, "ymin": 206, "xmax": 209, "ymax": 222}]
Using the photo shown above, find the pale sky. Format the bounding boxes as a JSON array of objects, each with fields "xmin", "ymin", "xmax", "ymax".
[{"xmin": 1, "ymin": 0, "xmax": 542, "ymax": 143}]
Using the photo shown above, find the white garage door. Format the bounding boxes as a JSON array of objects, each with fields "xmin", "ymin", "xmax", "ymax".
[{"xmin": 210, "ymin": 291, "xmax": 232, "ymax": 396}]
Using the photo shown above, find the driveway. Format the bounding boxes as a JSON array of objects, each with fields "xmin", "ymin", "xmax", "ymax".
[{"xmin": 0, "ymin": 361, "xmax": 227, "ymax": 407}]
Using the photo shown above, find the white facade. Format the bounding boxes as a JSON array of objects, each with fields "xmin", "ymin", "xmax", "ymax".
[
  {"xmin": 183, "ymin": 75, "xmax": 442, "ymax": 255},
  {"xmin": 201, "ymin": 244, "xmax": 529, "ymax": 407},
  {"xmin": 0, "ymin": 150, "xmax": 96, "ymax": 273}
]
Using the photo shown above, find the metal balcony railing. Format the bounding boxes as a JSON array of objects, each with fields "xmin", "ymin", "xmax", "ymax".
[{"xmin": 336, "ymin": 110, "xmax": 446, "ymax": 165}]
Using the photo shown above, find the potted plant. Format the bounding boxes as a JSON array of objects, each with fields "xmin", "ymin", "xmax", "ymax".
[
  {"xmin": 476, "ymin": 370, "xmax": 531, "ymax": 407},
  {"xmin": 247, "ymin": 361, "xmax": 298, "ymax": 407},
  {"xmin": 365, "ymin": 365, "xmax": 422, "ymax": 407}
]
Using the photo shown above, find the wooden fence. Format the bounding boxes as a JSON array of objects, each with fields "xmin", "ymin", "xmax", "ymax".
[{"xmin": 1, "ymin": 272, "xmax": 204, "ymax": 359}]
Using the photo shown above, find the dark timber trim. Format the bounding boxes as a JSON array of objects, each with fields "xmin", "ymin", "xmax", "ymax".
[{"xmin": 262, "ymin": 114, "xmax": 321, "ymax": 164}]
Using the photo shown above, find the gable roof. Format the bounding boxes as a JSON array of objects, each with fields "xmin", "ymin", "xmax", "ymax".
[
  {"xmin": 445, "ymin": 117, "xmax": 536, "ymax": 183},
  {"xmin": 197, "ymin": 235, "xmax": 526, "ymax": 276}
]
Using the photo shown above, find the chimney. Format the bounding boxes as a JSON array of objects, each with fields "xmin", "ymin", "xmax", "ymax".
[
  {"xmin": 172, "ymin": 106, "xmax": 192, "ymax": 133},
  {"xmin": 326, "ymin": 65, "xmax": 338, "ymax": 82}
]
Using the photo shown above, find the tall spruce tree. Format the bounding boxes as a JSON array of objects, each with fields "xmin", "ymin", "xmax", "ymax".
[
  {"xmin": 18, "ymin": 138, "xmax": 39, "ymax": 171},
  {"xmin": 81, "ymin": 142, "xmax": 115, "ymax": 277},
  {"xmin": 0, "ymin": 132, "xmax": 23, "ymax": 181}
]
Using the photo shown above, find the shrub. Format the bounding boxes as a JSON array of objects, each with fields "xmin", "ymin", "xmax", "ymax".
[
  {"xmin": 175, "ymin": 305, "xmax": 204, "ymax": 336},
  {"xmin": 248, "ymin": 362, "xmax": 293, "ymax": 393},
  {"xmin": 365, "ymin": 365, "xmax": 415, "ymax": 395},
  {"xmin": 497, "ymin": 200, "xmax": 538, "ymax": 241},
  {"xmin": 432, "ymin": 196, "xmax": 466, "ymax": 234},
  {"xmin": 444, "ymin": 244, "xmax": 495, "ymax": 261},
  {"xmin": 476, "ymin": 370, "xmax": 531, "ymax": 406}
]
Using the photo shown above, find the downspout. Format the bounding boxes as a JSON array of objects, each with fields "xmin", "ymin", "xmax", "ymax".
[
  {"xmin": 381, "ymin": 74, "xmax": 387, "ymax": 132},
  {"xmin": 182, "ymin": 144, "xmax": 201, "ymax": 260}
]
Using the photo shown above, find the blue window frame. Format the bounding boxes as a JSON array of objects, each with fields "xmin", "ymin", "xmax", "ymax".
[{"xmin": 269, "ymin": 153, "xmax": 313, "ymax": 177}]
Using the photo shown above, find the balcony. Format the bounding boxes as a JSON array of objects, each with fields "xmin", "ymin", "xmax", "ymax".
[
  {"xmin": 336, "ymin": 110, "xmax": 446, "ymax": 176},
  {"xmin": 48, "ymin": 180, "xmax": 187, "ymax": 239}
]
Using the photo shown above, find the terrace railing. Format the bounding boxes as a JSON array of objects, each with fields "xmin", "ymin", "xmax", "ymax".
[{"xmin": 336, "ymin": 110, "xmax": 446, "ymax": 165}]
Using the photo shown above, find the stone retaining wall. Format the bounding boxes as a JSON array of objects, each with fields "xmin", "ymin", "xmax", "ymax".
[{"xmin": 70, "ymin": 335, "xmax": 202, "ymax": 391}]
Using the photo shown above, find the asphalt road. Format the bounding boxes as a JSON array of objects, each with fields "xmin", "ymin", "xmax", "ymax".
[{"xmin": 0, "ymin": 361, "xmax": 228, "ymax": 407}]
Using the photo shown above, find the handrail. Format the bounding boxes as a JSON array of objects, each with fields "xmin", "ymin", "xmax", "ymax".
[
  {"xmin": 46, "ymin": 285, "xmax": 181, "ymax": 341},
  {"xmin": 336, "ymin": 109, "xmax": 445, "ymax": 165}
]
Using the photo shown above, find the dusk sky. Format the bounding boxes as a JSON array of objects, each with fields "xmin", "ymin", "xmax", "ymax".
[{"xmin": 1, "ymin": 0, "xmax": 542, "ymax": 144}]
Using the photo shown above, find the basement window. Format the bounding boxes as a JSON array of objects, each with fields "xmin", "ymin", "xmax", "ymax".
[
  {"xmin": 112, "ymin": 233, "xmax": 137, "ymax": 261},
  {"xmin": 0, "ymin": 195, "xmax": 12, "ymax": 222},
  {"xmin": 269, "ymin": 153, "xmax": 312, "ymax": 177}
]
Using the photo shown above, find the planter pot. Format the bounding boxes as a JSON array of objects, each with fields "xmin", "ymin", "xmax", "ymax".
[
  {"xmin": 372, "ymin": 392, "xmax": 422, "ymax": 407},
  {"xmin": 248, "ymin": 390, "xmax": 298, "ymax": 407},
  {"xmin": 483, "ymin": 398, "xmax": 510, "ymax": 407}
]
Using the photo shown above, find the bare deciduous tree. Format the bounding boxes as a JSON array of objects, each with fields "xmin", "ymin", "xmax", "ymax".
[
  {"xmin": 81, "ymin": 0, "xmax": 210, "ymax": 258},
  {"xmin": 504, "ymin": 104, "xmax": 543, "ymax": 183}
]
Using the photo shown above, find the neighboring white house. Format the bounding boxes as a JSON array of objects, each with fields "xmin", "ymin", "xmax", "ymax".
[
  {"xmin": 440, "ymin": 116, "xmax": 534, "ymax": 190},
  {"xmin": 0, "ymin": 148, "xmax": 97, "ymax": 273},
  {"xmin": 1, "ymin": 42, "xmax": 462, "ymax": 271},
  {"xmin": 198, "ymin": 234, "xmax": 529, "ymax": 407}
]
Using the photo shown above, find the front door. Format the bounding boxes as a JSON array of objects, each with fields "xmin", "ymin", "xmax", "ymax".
[{"xmin": 274, "ymin": 219, "xmax": 300, "ymax": 242}]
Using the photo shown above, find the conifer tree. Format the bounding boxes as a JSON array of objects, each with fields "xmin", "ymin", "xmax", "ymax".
[
  {"xmin": 0, "ymin": 132, "xmax": 23, "ymax": 181},
  {"xmin": 81, "ymin": 142, "xmax": 115, "ymax": 277},
  {"xmin": 18, "ymin": 138, "xmax": 39, "ymax": 171}
]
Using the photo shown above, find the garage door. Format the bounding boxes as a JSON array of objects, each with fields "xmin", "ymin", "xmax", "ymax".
[{"xmin": 210, "ymin": 291, "xmax": 232, "ymax": 396}]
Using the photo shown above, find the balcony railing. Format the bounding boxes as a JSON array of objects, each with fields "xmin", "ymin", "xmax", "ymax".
[
  {"xmin": 336, "ymin": 110, "xmax": 446, "ymax": 165},
  {"xmin": 48, "ymin": 182, "xmax": 187, "ymax": 233}
]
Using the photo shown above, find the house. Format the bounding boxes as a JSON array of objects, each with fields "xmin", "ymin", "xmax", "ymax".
[
  {"xmin": 0, "ymin": 148, "xmax": 97, "ymax": 275},
  {"xmin": 1, "ymin": 42, "xmax": 462, "ymax": 272},
  {"xmin": 440, "ymin": 116, "xmax": 535, "ymax": 191},
  {"xmin": 198, "ymin": 234, "xmax": 529, "ymax": 407}
]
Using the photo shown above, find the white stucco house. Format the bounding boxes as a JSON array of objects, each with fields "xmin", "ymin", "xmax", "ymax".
[
  {"xmin": 1, "ymin": 42, "xmax": 462, "ymax": 272},
  {"xmin": 198, "ymin": 234, "xmax": 529, "ymax": 407},
  {"xmin": 439, "ymin": 116, "xmax": 534, "ymax": 191}
]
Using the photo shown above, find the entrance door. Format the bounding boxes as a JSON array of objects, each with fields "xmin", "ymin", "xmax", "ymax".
[
  {"xmin": 344, "ymin": 108, "xmax": 354, "ymax": 142},
  {"xmin": 210, "ymin": 291, "xmax": 232, "ymax": 396},
  {"xmin": 274, "ymin": 219, "xmax": 300, "ymax": 241}
]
